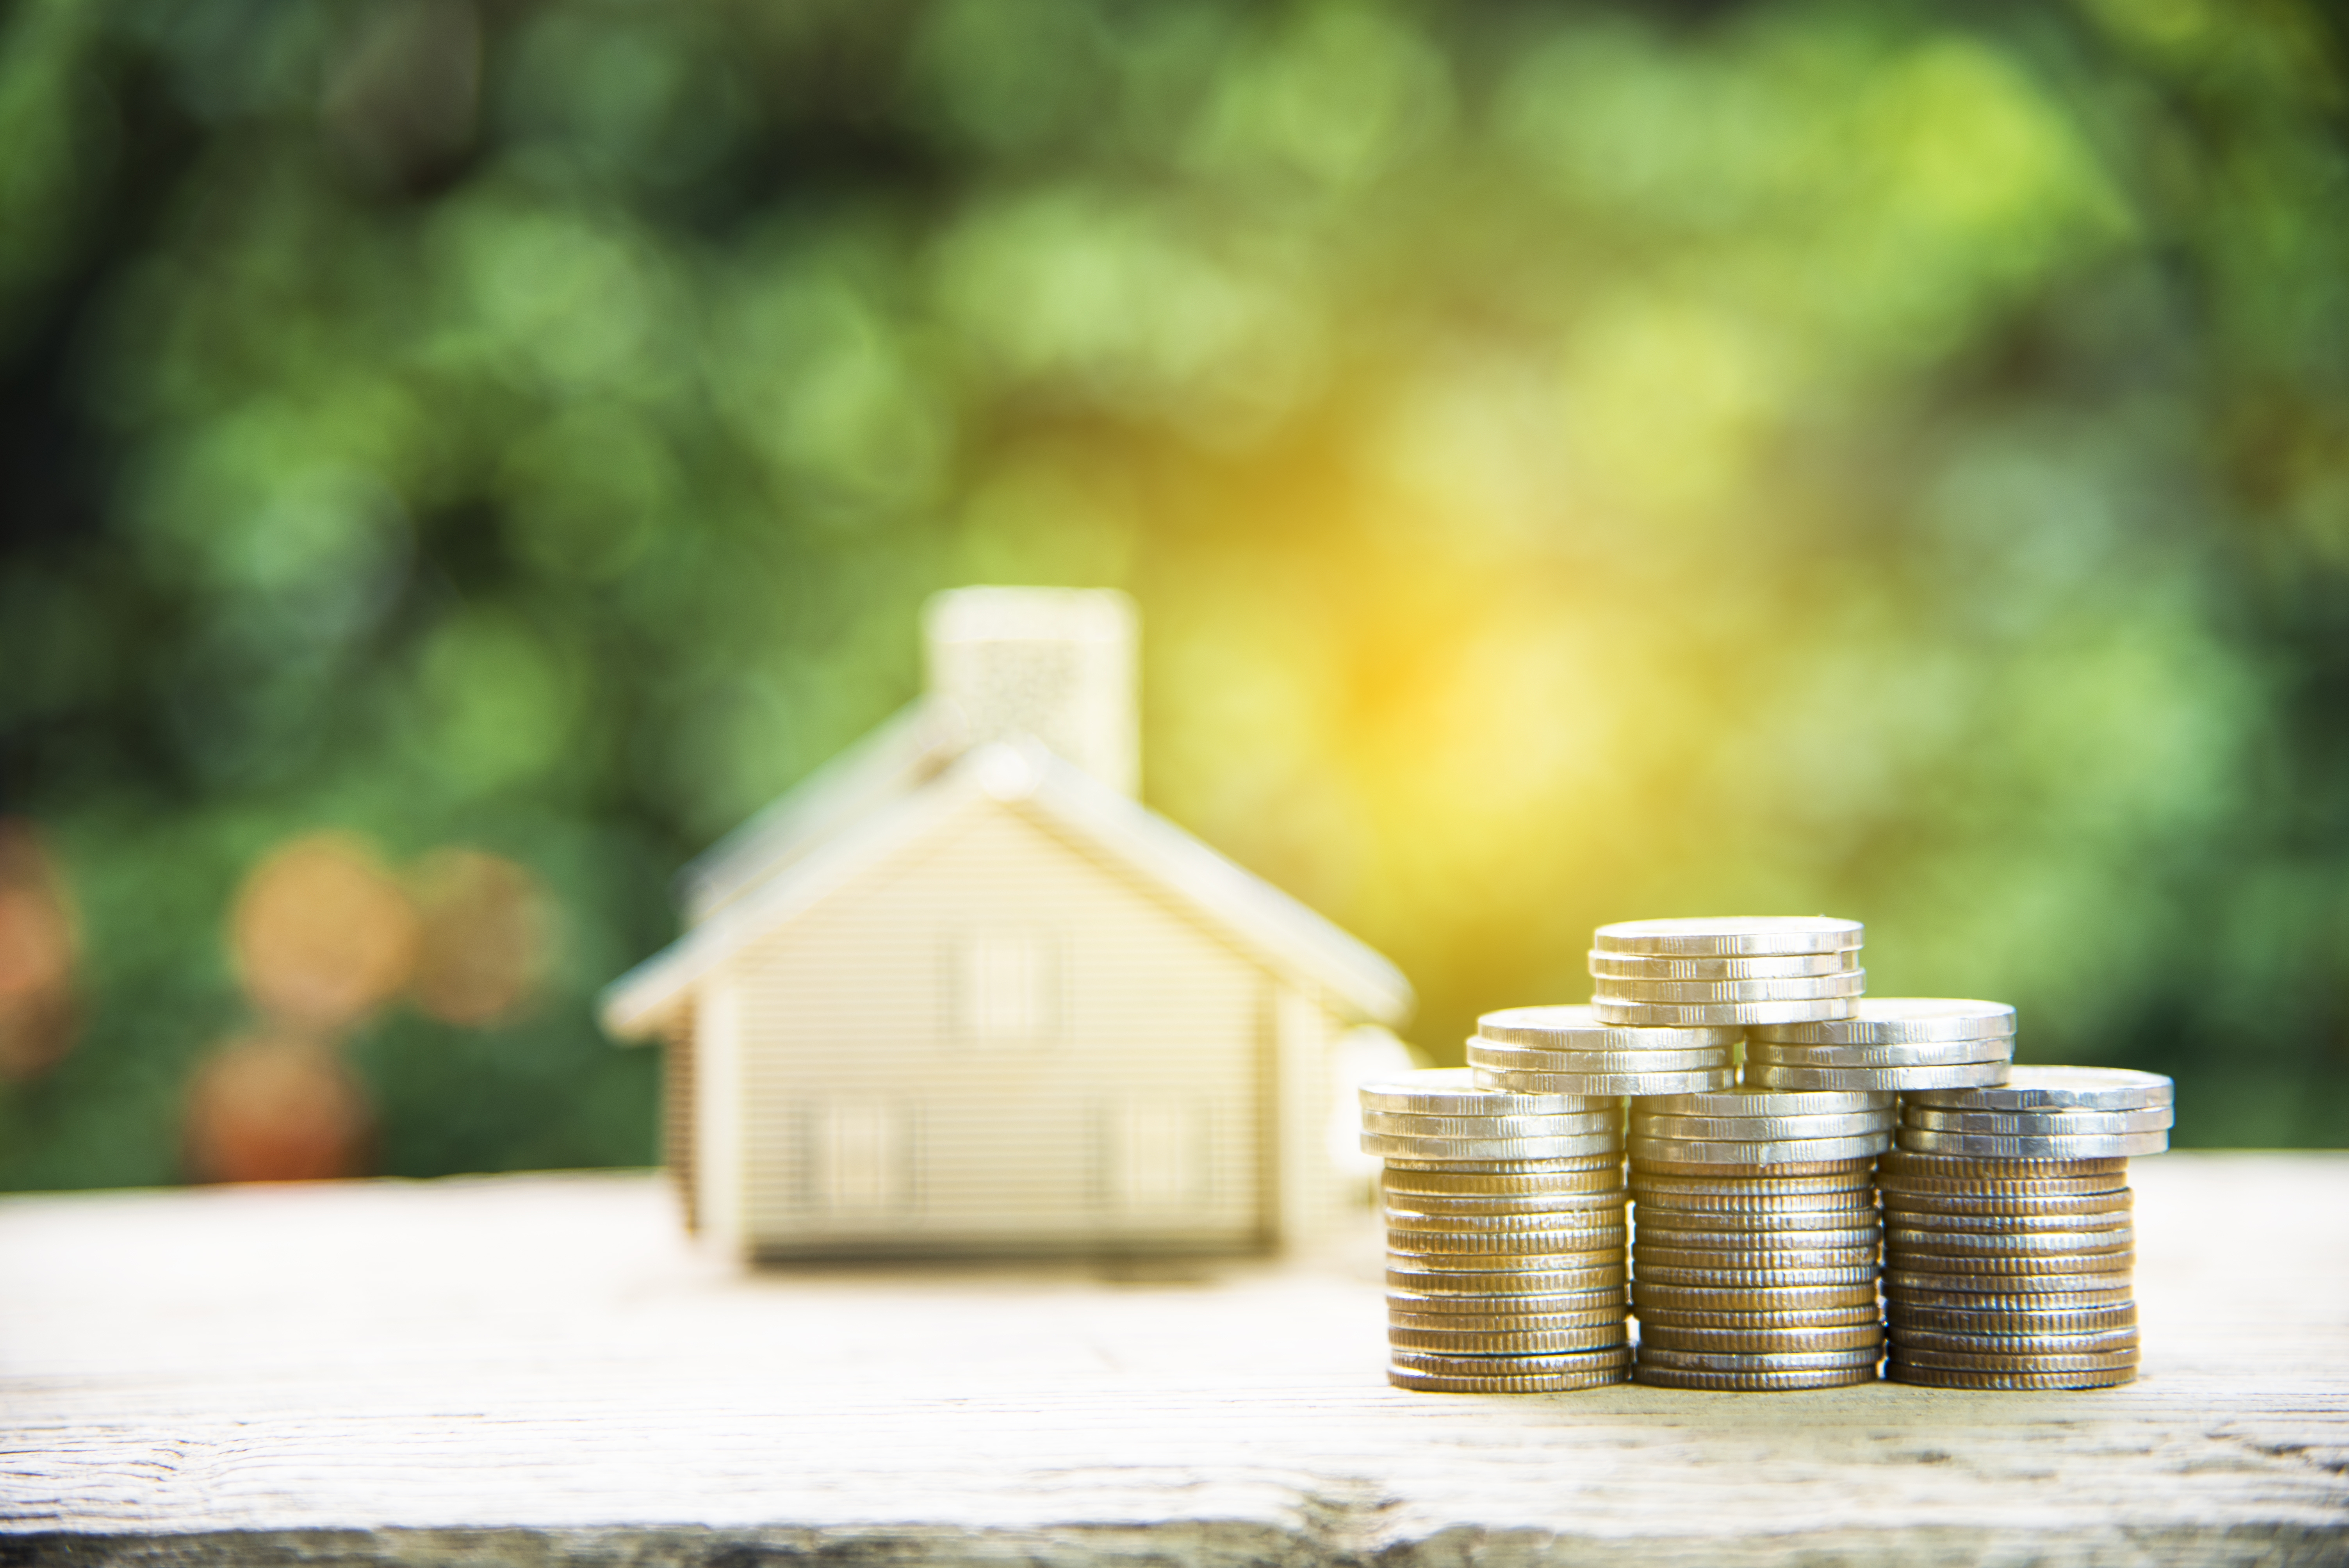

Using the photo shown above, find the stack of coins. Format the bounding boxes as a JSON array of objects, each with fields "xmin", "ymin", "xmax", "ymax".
[
  {"xmin": 1746, "ymin": 999, "xmax": 2017, "ymax": 1092},
  {"xmin": 1363, "ymin": 1070, "xmax": 1632, "ymax": 1392},
  {"xmin": 1590, "ymin": 917, "xmax": 1864, "ymax": 1028},
  {"xmin": 1882, "ymin": 1067, "xmax": 2173, "ymax": 1389},
  {"xmin": 1629, "ymin": 1089, "xmax": 1896, "ymax": 1389},
  {"xmin": 1468, "ymin": 1005, "xmax": 1738, "ymax": 1096}
]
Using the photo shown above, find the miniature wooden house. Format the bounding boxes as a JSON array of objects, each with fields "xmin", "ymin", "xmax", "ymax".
[{"xmin": 600, "ymin": 588, "xmax": 1413, "ymax": 1260}]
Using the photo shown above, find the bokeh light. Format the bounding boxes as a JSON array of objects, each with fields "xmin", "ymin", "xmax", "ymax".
[
  {"xmin": 407, "ymin": 848, "xmax": 553, "ymax": 1027},
  {"xmin": 230, "ymin": 834, "xmax": 418, "ymax": 1033},
  {"xmin": 182, "ymin": 1034, "xmax": 372, "ymax": 1184},
  {"xmin": 0, "ymin": 823, "xmax": 78, "ymax": 1080}
]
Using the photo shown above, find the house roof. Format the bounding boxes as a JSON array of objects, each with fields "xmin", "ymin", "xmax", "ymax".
[{"xmin": 601, "ymin": 739, "xmax": 1414, "ymax": 1039}]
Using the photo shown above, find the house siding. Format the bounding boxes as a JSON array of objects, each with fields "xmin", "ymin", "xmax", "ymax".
[{"xmin": 731, "ymin": 797, "xmax": 1271, "ymax": 1253}]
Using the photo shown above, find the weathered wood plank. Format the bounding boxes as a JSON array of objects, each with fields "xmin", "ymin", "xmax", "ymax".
[{"xmin": 2, "ymin": 1155, "xmax": 2344, "ymax": 1566}]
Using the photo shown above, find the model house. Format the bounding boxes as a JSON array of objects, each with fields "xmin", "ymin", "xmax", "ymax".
[{"xmin": 600, "ymin": 588, "xmax": 1413, "ymax": 1260}]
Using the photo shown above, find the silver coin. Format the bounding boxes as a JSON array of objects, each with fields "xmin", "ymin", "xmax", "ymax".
[
  {"xmin": 1636, "ymin": 1242, "xmax": 1878, "ymax": 1270},
  {"xmin": 1637, "ymin": 1322, "xmax": 1884, "ymax": 1354},
  {"xmin": 1902, "ymin": 1066, "xmax": 2175, "ymax": 1113},
  {"xmin": 1390, "ymin": 1345, "xmax": 1634, "ymax": 1377},
  {"xmin": 1363, "ymin": 1109, "xmax": 1622, "ymax": 1139},
  {"xmin": 1466, "ymin": 1040, "xmax": 1732, "ymax": 1071},
  {"xmin": 1628, "ymin": 1132, "xmax": 1891, "ymax": 1166},
  {"xmin": 1474, "ymin": 1065, "xmax": 1739, "ymax": 1097},
  {"xmin": 1364, "ymin": 1131, "xmax": 1626, "ymax": 1160},
  {"xmin": 1383, "ymin": 1155, "xmax": 1625, "ymax": 1174},
  {"xmin": 1889, "ymin": 1327, "xmax": 2140, "ymax": 1356},
  {"xmin": 1592, "ymin": 917, "xmax": 1864, "ymax": 957},
  {"xmin": 1634, "ymin": 1206, "xmax": 1878, "ymax": 1235},
  {"xmin": 1386, "ymin": 1288, "xmax": 1625, "ymax": 1316},
  {"xmin": 1745, "ymin": 1062, "xmax": 2012, "ymax": 1092},
  {"xmin": 1883, "ymin": 1270, "xmax": 2134, "ymax": 1297},
  {"xmin": 1895, "ymin": 1128, "xmax": 2169, "ymax": 1159},
  {"xmin": 1634, "ymin": 1110, "xmax": 1896, "ymax": 1142},
  {"xmin": 1745, "ymin": 1037, "xmax": 2014, "ymax": 1067},
  {"xmin": 1887, "ymin": 1227, "xmax": 2133, "ymax": 1256},
  {"xmin": 1634, "ymin": 1343, "xmax": 1881, "ymax": 1372},
  {"xmin": 1392, "ymin": 1244, "xmax": 1625, "ymax": 1271},
  {"xmin": 1592, "ymin": 971, "xmax": 1868, "ymax": 1005},
  {"xmin": 1588, "ymin": 951, "xmax": 1859, "ymax": 981},
  {"xmin": 1754, "ymin": 998, "xmax": 2017, "ymax": 1045},
  {"xmin": 1900, "ymin": 1106, "xmax": 2174, "ymax": 1137},
  {"xmin": 1388, "ymin": 1266, "xmax": 1626, "ymax": 1295},
  {"xmin": 1595, "ymin": 997, "xmax": 1859, "ymax": 1026},
  {"xmin": 1640, "ymin": 1089, "xmax": 1897, "ymax": 1117},
  {"xmin": 1637, "ymin": 1226, "xmax": 1881, "ymax": 1254},
  {"xmin": 1358, "ymin": 1068, "xmax": 1608, "ymax": 1115},
  {"xmin": 1880, "ymin": 1189, "xmax": 2132, "ymax": 1221},
  {"xmin": 1880, "ymin": 1206, "xmax": 2128, "ymax": 1234},
  {"xmin": 1475, "ymin": 1004, "xmax": 1744, "ymax": 1051},
  {"xmin": 1389, "ymin": 1202, "xmax": 1625, "ymax": 1230},
  {"xmin": 1634, "ymin": 1262, "xmax": 1880, "ymax": 1288},
  {"xmin": 1392, "ymin": 1229, "xmax": 1627, "ymax": 1258},
  {"xmin": 1387, "ymin": 1190, "xmax": 1627, "ymax": 1218}
]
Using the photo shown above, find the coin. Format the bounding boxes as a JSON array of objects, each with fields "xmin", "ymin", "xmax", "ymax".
[
  {"xmin": 1593, "ymin": 972, "xmax": 1869, "ymax": 1005},
  {"xmin": 1636, "ymin": 1323, "xmax": 1883, "ymax": 1353},
  {"xmin": 1391, "ymin": 1228, "xmax": 1628, "ymax": 1257},
  {"xmin": 1388, "ymin": 1201, "xmax": 1625, "ymax": 1229},
  {"xmin": 1885, "ymin": 1362, "xmax": 2134, "ymax": 1390},
  {"xmin": 1389, "ymin": 1324, "xmax": 1630, "ymax": 1354},
  {"xmin": 1632, "ymin": 1282, "xmax": 1882, "ymax": 1313},
  {"xmin": 1886, "ymin": 1250, "xmax": 2134, "ymax": 1277},
  {"xmin": 1592, "ymin": 917, "xmax": 1864, "ymax": 957},
  {"xmin": 1636, "ymin": 1243, "xmax": 1878, "ymax": 1272},
  {"xmin": 1393, "ymin": 1245, "xmax": 1627, "ymax": 1271},
  {"xmin": 1633, "ymin": 1206, "xmax": 1878, "ymax": 1234},
  {"xmin": 1629, "ymin": 1133, "xmax": 1891, "ymax": 1166},
  {"xmin": 1634, "ymin": 1363, "xmax": 1879, "ymax": 1390},
  {"xmin": 1388, "ymin": 1192, "xmax": 1627, "ymax": 1220},
  {"xmin": 1466, "ymin": 1042, "xmax": 1730, "ymax": 1072},
  {"xmin": 1389, "ymin": 1364, "xmax": 1632, "ymax": 1393},
  {"xmin": 1754, "ymin": 998, "xmax": 2016, "ymax": 1044},
  {"xmin": 1634, "ymin": 1262, "xmax": 1879, "ymax": 1288},
  {"xmin": 1891, "ymin": 1345, "xmax": 2139, "ymax": 1373},
  {"xmin": 1391, "ymin": 1345, "xmax": 1635, "ymax": 1377},
  {"xmin": 1363, "ymin": 1109, "xmax": 1623, "ymax": 1139},
  {"xmin": 1895, "ymin": 1128, "xmax": 2169, "ymax": 1159},
  {"xmin": 1880, "ymin": 1189, "xmax": 2131, "ymax": 1220},
  {"xmin": 1901, "ymin": 1106, "xmax": 2173, "ymax": 1137},
  {"xmin": 1597, "ymin": 998, "xmax": 1859, "ymax": 1026},
  {"xmin": 1634, "ymin": 1110, "xmax": 1896, "ymax": 1141},
  {"xmin": 1891, "ymin": 1302, "xmax": 2136, "ymax": 1335},
  {"xmin": 1365, "ymin": 1132, "xmax": 1626, "ymax": 1160},
  {"xmin": 1904, "ymin": 1066, "xmax": 2174, "ymax": 1113},
  {"xmin": 1475, "ymin": 1004, "xmax": 1743, "ymax": 1050},
  {"xmin": 1389, "ymin": 1304, "xmax": 1628, "ymax": 1331},
  {"xmin": 1891, "ymin": 1327, "xmax": 2140, "ymax": 1356},
  {"xmin": 1745, "ymin": 1038, "xmax": 2014, "ymax": 1067},
  {"xmin": 1634, "ymin": 1303, "xmax": 1882, "ymax": 1329},
  {"xmin": 1886, "ymin": 1226, "xmax": 2133, "ymax": 1256},
  {"xmin": 1881, "ymin": 1206, "xmax": 2129, "ymax": 1233},
  {"xmin": 1588, "ymin": 951, "xmax": 1859, "ymax": 980},
  {"xmin": 1645, "ymin": 1089, "xmax": 1899, "ymax": 1117},
  {"xmin": 1475, "ymin": 1066, "xmax": 1739, "ymax": 1096},
  {"xmin": 1637, "ymin": 1343, "xmax": 1882, "ymax": 1372},
  {"xmin": 1882, "ymin": 1271, "xmax": 2133, "ymax": 1298},
  {"xmin": 1358, "ymin": 1069, "xmax": 1609, "ymax": 1115},
  {"xmin": 1745, "ymin": 1062, "xmax": 2014, "ymax": 1092},
  {"xmin": 1387, "ymin": 1288, "xmax": 1625, "ymax": 1316},
  {"xmin": 1383, "ymin": 1163, "xmax": 1622, "ymax": 1195},
  {"xmin": 1634, "ymin": 1155, "xmax": 1881, "ymax": 1178},
  {"xmin": 1388, "ymin": 1266, "xmax": 1627, "ymax": 1294},
  {"xmin": 1631, "ymin": 1169, "xmax": 1875, "ymax": 1201},
  {"xmin": 1879, "ymin": 1150, "xmax": 2128, "ymax": 1181},
  {"xmin": 1638, "ymin": 1228, "xmax": 1880, "ymax": 1257}
]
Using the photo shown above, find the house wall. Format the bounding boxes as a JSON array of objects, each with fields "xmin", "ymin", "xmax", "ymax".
[
  {"xmin": 725, "ymin": 798, "xmax": 1277, "ymax": 1254},
  {"xmin": 660, "ymin": 1004, "xmax": 697, "ymax": 1233}
]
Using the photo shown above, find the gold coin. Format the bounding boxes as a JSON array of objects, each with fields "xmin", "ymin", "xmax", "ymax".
[
  {"xmin": 1389, "ymin": 1228, "xmax": 1627, "ymax": 1256},
  {"xmin": 1391, "ymin": 1345, "xmax": 1634, "ymax": 1376},
  {"xmin": 1883, "ymin": 1274, "xmax": 2134, "ymax": 1303},
  {"xmin": 1881, "ymin": 1189, "xmax": 2132, "ymax": 1220},
  {"xmin": 1389, "ymin": 1305, "xmax": 1628, "ymax": 1333},
  {"xmin": 1387, "ymin": 1189, "xmax": 1627, "ymax": 1217},
  {"xmin": 1633, "ymin": 1281, "xmax": 1881, "ymax": 1313},
  {"xmin": 1637, "ymin": 1343, "xmax": 1881, "ymax": 1372},
  {"xmin": 1383, "ymin": 1155, "xmax": 1625, "ymax": 1174},
  {"xmin": 1388, "ymin": 1203, "xmax": 1625, "ymax": 1230},
  {"xmin": 1383, "ymin": 1163, "xmax": 1622, "ymax": 1195},
  {"xmin": 1634, "ymin": 1303, "xmax": 1882, "ymax": 1330},
  {"xmin": 1881, "ymin": 1205, "xmax": 2132, "ymax": 1232},
  {"xmin": 1633, "ymin": 1155, "xmax": 1879, "ymax": 1180},
  {"xmin": 1632, "ymin": 1164, "xmax": 1876, "ymax": 1194},
  {"xmin": 1635, "ymin": 1323, "xmax": 1883, "ymax": 1353},
  {"xmin": 1389, "ymin": 1324, "xmax": 1630, "ymax": 1354},
  {"xmin": 1388, "ymin": 1364, "xmax": 1631, "ymax": 1393},
  {"xmin": 1634, "ymin": 1221, "xmax": 1880, "ymax": 1248},
  {"xmin": 1634, "ymin": 1244, "xmax": 1878, "ymax": 1274},
  {"xmin": 1391, "ymin": 1247, "xmax": 1624, "ymax": 1272},
  {"xmin": 1890, "ymin": 1345, "xmax": 2140, "ymax": 1374},
  {"xmin": 1633, "ymin": 1200, "xmax": 1876, "ymax": 1231},
  {"xmin": 1879, "ymin": 1150, "xmax": 2127, "ymax": 1184},
  {"xmin": 1634, "ymin": 1262, "xmax": 1878, "ymax": 1288},
  {"xmin": 1891, "ymin": 1327, "xmax": 2140, "ymax": 1356},
  {"xmin": 1389, "ymin": 1265, "xmax": 1627, "ymax": 1295},
  {"xmin": 1888, "ymin": 1302, "xmax": 2137, "ymax": 1335},
  {"xmin": 1885, "ymin": 1361, "xmax": 2135, "ymax": 1390},
  {"xmin": 1882, "ymin": 1248, "xmax": 2133, "ymax": 1275},
  {"xmin": 1633, "ymin": 1363, "xmax": 1878, "ymax": 1391}
]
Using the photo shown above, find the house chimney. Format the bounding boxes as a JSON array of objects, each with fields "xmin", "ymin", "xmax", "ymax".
[{"xmin": 923, "ymin": 587, "xmax": 1139, "ymax": 796}]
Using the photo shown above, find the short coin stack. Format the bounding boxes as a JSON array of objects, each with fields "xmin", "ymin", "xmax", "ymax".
[
  {"xmin": 1629, "ymin": 1088, "xmax": 1896, "ymax": 1388},
  {"xmin": 1882, "ymin": 1067, "xmax": 2173, "ymax": 1389},
  {"xmin": 1363, "ymin": 1070, "xmax": 1632, "ymax": 1392},
  {"xmin": 1590, "ymin": 917, "xmax": 1864, "ymax": 1028},
  {"xmin": 1468, "ymin": 1005, "xmax": 1738, "ymax": 1096},
  {"xmin": 1746, "ymin": 999, "xmax": 2017, "ymax": 1092}
]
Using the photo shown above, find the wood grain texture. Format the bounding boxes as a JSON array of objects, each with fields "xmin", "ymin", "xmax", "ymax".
[{"xmin": 3, "ymin": 1155, "xmax": 2345, "ymax": 1566}]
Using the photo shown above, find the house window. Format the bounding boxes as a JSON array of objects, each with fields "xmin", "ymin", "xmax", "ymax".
[
  {"xmin": 1106, "ymin": 1099, "xmax": 1205, "ymax": 1213},
  {"xmin": 813, "ymin": 1099, "xmax": 908, "ymax": 1215},
  {"xmin": 957, "ymin": 928, "xmax": 1056, "ymax": 1047}
]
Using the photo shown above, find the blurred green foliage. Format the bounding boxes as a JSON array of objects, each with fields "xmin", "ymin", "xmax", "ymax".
[{"xmin": 2, "ymin": 0, "xmax": 2345, "ymax": 1186}]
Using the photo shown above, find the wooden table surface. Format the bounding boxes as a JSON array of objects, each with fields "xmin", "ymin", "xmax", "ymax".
[{"xmin": 3, "ymin": 1155, "xmax": 2345, "ymax": 1566}]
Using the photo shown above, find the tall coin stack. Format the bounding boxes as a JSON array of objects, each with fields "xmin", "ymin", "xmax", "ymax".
[
  {"xmin": 1881, "ymin": 1067, "xmax": 2174, "ymax": 1389},
  {"xmin": 1629, "ymin": 1088, "xmax": 1896, "ymax": 1388},
  {"xmin": 1363, "ymin": 1069, "xmax": 1632, "ymax": 1393},
  {"xmin": 1590, "ymin": 917, "xmax": 1864, "ymax": 1028},
  {"xmin": 1745, "ymin": 999, "xmax": 2018, "ymax": 1092}
]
